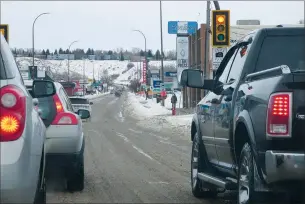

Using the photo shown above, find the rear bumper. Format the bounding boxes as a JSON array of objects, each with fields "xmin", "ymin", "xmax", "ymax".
[
  {"xmin": 265, "ymin": 151, "xmax": 305, "ymax": 184},
  {"xmin": 46, "ymin": 137, "xmax": 84, "ymax": 170}
]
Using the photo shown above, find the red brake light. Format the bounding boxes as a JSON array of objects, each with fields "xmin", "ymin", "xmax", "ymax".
[
  {"xmin": 51, "ymin": 112, "xmax": 78, "ymax": 125},
  {"xmin": 0, "ymin": 85, "xmax": 26, "ymax": 142},
  {"xmin": 266, "ymin": 93, "xmax": 292, "ymax": 137},
  {"xmin": 53, "ymin": 94, "xmax": 63, "ymax": 113}
]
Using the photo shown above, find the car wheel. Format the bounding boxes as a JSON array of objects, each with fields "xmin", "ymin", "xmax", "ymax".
[
  {"xmin": 34, "ymin": 158, "xmax": 46, "ymax": 204},
  {"xmin": 67, "ymin": 153, "xmax": 84, "ymax": 192},
  {"xmin": 238, "ymin": 143, "xmax": 255, "ymax": 204},
  {"xmin": 191, "ymin": 132, "xmax": 217, "ymax": 198}
]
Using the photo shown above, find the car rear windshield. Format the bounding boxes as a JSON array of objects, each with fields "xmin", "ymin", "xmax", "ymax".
[
  {"xmin": 255, "ymin": 35, "xmax": 305, "ymax": 73},
  {"xmin": 0, "ymin": 53, "xmax": 7, "ymax": 79},
  {"xmin": 70, "ymin": 98, "xmax": 89, "ymax": 104}
]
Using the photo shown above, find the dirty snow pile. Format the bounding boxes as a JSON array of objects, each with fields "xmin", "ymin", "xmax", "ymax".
[{"xmin": 126, "ymin": 92, "xmax": 192, "ymax": 134}]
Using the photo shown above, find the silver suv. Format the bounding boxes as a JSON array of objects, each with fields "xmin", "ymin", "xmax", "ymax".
[{"xmin": 0, "ymin": 34, "xmax": 49, "ymax": 203}]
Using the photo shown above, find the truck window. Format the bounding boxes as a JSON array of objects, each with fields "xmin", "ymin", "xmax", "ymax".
[
  {"xmin": 255, "ymin": 35, "xmax": 305, "ymax": 73},
  {"xmin": 218, "ymin": 49, "xmax": 238, "ymax": 84}
]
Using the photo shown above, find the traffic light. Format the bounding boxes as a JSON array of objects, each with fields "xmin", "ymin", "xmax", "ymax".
[{"xmin": 212, "ymin": 10, "xmax": 230, "ymax": 47}]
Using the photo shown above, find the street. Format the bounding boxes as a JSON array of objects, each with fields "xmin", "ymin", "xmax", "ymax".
[{"xmin": 46, "ymin": 92, "xmax": 226, "ymax": 203}]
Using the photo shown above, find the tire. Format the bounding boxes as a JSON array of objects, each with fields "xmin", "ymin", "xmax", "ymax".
[
  {"xmin": 191, "ymin": 132, "xmax": 217, "ymax": 198},
  {"xmin": 66, "ymin": 152, "xmax": 84, "ymax": 192},
  {"xmin": 34, "ymin": 157, "xmax": 46, "ymax": 204},
  {"xmin": 237, "ymin": 143, "xmax": 255, "ymax": 204}
]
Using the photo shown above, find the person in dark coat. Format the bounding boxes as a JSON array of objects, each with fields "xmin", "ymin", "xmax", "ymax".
[{"xmin": 171, "ymin": 93, "xmax": 178, "ymax": 110}]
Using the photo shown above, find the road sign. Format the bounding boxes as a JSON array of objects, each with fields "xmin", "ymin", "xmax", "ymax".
[
  {"xmin": 0, "ymin": 24, "xmax": 9, "ymax": 43},
  {"xmin": 164, "ymin": 72, "xmax": 177, "ymax": 77},
  {"xmin": 168, "ymin": 21, "xmax": 198, "ymax": 34},
  {"xmin": 212, "ymin": 47, "xmax": 227, "ymax": 63},
  {"xmin": 152, "ymin": 79, "xmax": 162, "ymax": 88},
  {"xmin": 176, "ymin": 36, "xmax": 189, "ymax": 83}
]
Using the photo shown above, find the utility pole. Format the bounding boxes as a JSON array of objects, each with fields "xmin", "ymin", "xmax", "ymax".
[
  {"xmin": 204, "ymin": 1, "xmax": 211, "ymax": 96},
  {"xmin": 83, "ymin": 59, "xmax": 85, "ymax": 96},
  {"xmin": 160, "ymin": 0, "xmax": 165, "ymax": 106}
]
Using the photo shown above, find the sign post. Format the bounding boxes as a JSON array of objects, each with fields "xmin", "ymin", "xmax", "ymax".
[
  {"xmin": 212, "ymin": 47, "xmax": 227, "ymax": 71},
  {"xmin": 0, "ymin": 24, "xmax": 9, "ymax": 43}
]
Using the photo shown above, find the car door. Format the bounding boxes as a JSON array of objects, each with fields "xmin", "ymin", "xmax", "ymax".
[
  {"xmin": 197, "ymin": 92, "xmax": 221, "ymax": 164},
  {"xmin": 214, "ymin": 35, "xmax": 253, "ymax": 169}
]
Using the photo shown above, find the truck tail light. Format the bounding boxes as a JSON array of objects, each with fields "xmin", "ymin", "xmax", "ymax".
[
  {"xmin": 0, "ymin": 85, "xmax": 26, "ymax": 142},
  {"xmin": 266, "ymin": 92, "xmax": 292, "ymax": 138},
  {"xmin": 51, "ymin": 112, "xmax": 78, "ymax": 125}
]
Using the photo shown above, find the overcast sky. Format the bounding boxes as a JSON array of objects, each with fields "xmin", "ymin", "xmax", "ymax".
[{"xmin": 1, "ymin": 1, "xmax": 304, "ymax": 52}]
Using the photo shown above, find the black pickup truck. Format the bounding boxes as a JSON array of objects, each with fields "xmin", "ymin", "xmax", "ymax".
[{"xmin": 181, "ymin": 27, "xmax": 305, "ymax": 203}]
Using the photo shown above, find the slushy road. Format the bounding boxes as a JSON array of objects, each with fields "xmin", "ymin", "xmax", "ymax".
[{"xmin": 46, "ymin": 92, "xmax": 226, "ymax": 203}]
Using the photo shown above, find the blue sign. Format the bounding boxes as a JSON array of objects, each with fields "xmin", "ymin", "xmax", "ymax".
[
  {"xmin": 168, "ymin": 21, "xmax": 198, "ymax": 34},
  {"xmin": 164, "ymin": 72, "xmax": 177, "ymax": 77},
  {"xmin": 153, "ymin": 80, "xmax": 162, "ymax": 88}
]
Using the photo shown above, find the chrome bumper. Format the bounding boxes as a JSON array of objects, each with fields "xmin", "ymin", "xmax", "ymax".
[{"xmin": 265, "ymin": 151, "xmax": 305, "ymax": 184}]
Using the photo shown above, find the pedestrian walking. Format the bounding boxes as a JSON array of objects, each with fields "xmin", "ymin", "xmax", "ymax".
[{"xmin": 171, "ymin": 93, "xmax": 178, "ymax": 113}]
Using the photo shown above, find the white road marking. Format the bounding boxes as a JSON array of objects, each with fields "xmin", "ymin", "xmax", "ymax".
[
  {"xmin": 132, "ymin": 145, "xmax": 154, "ymax": 160},
  {"xmin": 128, "ymin": 128, "xmax": 142, "ymax": 134},
  {"xmin": 116, "ymin": 132, "xmax": 129, "ymax": 142},
  {"xmin": 148, "ymin": 181, "xmax": 169, "ymax": 185},
  {"xmin": 149, "ymin": 132, "xmax": 169, "ymax": 141}
]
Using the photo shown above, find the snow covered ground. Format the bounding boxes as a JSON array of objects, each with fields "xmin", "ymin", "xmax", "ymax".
[
  {"xmin": 126, "ymin": 92, "xmax": 192, "ymax": 137},
  {"xmin": 16, "ymin": 57, "xmax": 176, "ymax": 85}
]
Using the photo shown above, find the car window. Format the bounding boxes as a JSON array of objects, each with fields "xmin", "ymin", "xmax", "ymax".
[
  {"xmin": 70, "ymin": 98, "xmax": 89, "ymax": 104},
  {"xmin": 0, "ymin": 53, "xmax": 7, "ymax": 79},
  {"xmin": 0, "ymin": 38, "xmax": 15, "ymax": 79},
  {"xmin": 37, "ymin": 96, "xmax": 57, "ymax": 127},
  {"xmin": 218, "ymin": 49, "xmax": 238, "ymax": 84},
  {"xmin": 255, "ymin": 35, "xmax": 305, "ymax": 73}
]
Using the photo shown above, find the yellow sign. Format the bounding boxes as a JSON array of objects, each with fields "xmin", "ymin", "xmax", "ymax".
[
  {"xmin": 88, "ymin": 79, "xmax": 93, "ymax": 83},
  {"xmin": 0, "ymin": 24, "xmax": 9, "ymax": 43}
]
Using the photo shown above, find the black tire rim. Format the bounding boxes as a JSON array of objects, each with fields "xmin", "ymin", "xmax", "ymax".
[
  {"xmin": 239, "ymin": 154, "xmax": 250, "ymax": 204},
  {"xmin": 191, "ymin": 133, "xmax": 199, "ymax": 189}
]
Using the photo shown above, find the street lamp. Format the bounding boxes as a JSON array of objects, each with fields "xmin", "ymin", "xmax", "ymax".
[
  {"xmin": 159, "ymin": 0, "xmax": 165, "ymax": 106},
  {"xmin": 132, "ymin": 29, "xmax": 147, "ymax": 59},
  {"xmin": 67, "ymin": 40, "xmax": 78, "ymax": 82},
  {"xmin": 32, "ymin": 12, "xmax": 50, "ymax": 67}
]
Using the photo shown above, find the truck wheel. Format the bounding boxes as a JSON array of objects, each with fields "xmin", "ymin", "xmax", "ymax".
[
  {"xmin": 191, "ymin": 132, "xmax": 217, "ymax": 198},
  {"xmin": 67, "ymin": 153, "xmax": 84, "ymax": 192},
  {"xmin": 238, "ymin": 143, "xmax": 255, "ymax": 204}
]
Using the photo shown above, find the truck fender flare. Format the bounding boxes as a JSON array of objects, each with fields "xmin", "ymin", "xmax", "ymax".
[
  {"xmin": 191, "ymin": 114, "xmax": 200, "ymax": 141},
  {"xmin": 235, "ymin": 110, "xmax": 265, "ymax": 181}
]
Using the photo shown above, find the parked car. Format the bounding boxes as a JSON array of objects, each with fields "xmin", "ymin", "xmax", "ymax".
[
  {"xmin": 182, "ymin": 27, "xmax": 305, "ymax": 203},
  {"xmin": 30, "ymin": 80, "xmax": 90, "ymax": 192},
  {"xmin": 69, "ymin": 96, "xmax": 93, "ymax": 121},
  {"xmin": 0, "ymin": 34, "xmax": 47, "ymax": 203}
]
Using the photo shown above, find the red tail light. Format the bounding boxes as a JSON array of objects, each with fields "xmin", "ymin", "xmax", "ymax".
[
  {"xmin": 53, "ymin": 94, "xmax": 63, "ymax": 113},
  {"xmin": 0, "ymin": 85, "xmax": 26, "ymax": 142},
  {"xmin": 266, "ymin": 92, "xmax": 292, "ymax": 138},
  {"xmin": 51, "ymin": 112, "xmax": 78, "ymax": 125}
]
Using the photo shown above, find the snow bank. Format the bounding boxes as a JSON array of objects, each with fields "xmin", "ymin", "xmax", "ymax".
[{"xmin": 127, "ymin": 92, "xmax": 170, "ymax": 118}]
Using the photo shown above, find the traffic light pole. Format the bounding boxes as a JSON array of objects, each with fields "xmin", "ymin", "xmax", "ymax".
[{"xmin": 204, "ymin": 1, "xmax": 211, "ymax": 96}]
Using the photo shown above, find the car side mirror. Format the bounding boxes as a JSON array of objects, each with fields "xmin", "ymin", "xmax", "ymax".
[
  {"xmin": 32, "ymin": 80, "xmax": 56, "ymax": 98},
  {"xmin": 180, "ymin": 69, "xmax": 215, "ymax": 91},
  {"xmin": 89, "ymin": 102, "xmax": 93, "ymax": 105},
  {"xmin": 78, "ymin": 109, "xmax": 90, "ymax": 119}
]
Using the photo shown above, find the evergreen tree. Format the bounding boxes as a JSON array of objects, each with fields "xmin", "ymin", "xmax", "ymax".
[
  {"xmin": 59, "ymin": 48, "xmax": 63, "ymax": 54},
  {"xmin": 108, "ymin": 50, "xmax": 113, "ymax": 55},
  {"xmin": 140, "ymin": 50, "xmax": 145, "ymax": 56},
  {"xmin": 42, "ymin": 49, "xmax": 46, "ymax": 55},
  {"xmin": 65, "ymin": 49, "xmax": 70, "ymax": 54},
  {"xmin": 54, "ymin": 49, "xmax": 58, "ymax": 55},
  {"xmin": 155, "ymin": 50, "xmax": 161, "ymax": 60},
  {"xmin": 119, "ymin": 51, "xmax": 124, "ymax": 61},
  {"xmin": 46, "ymin": 49, "xmax": 50, "ymax": 55},
  {"xmin": 147, "ymin": 49, "xmax": 153, "ymax": 58},
  {"xmin": 86, "ymin": 48, "xmax": 90, "ymax": 55}
]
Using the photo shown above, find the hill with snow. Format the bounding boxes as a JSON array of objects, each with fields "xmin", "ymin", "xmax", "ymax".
[{"xmin": 16, "ymin": 57, "xmax": 176, "ymax": 85}]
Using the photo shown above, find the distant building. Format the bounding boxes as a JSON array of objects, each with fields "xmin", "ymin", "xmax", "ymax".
[
  {"xmin": 103, "ymin": 55, "xmax": 111, "ymax": 60},
  {"xmin": 47, "ymin": 54, "xmax": 75, "ymax": 60},
  {"xmin": 88, "ymin": 55, "xmax": 95, "ymax": 60}
]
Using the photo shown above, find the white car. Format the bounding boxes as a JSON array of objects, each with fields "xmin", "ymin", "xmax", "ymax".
[
  {"xmin": 69, "ymin": 97, "xmax": 93, "ymax": 121},
  {"xmin": 31, "ymin": 80, "xmax": 90, "ymax": 192},
  {"xmin": 0, "ymin": 34, "xmax": 47, "ymax": 203}
]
